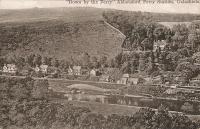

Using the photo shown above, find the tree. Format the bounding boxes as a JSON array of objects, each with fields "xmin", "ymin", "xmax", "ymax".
[
  {"xmin": 138, "ymin": 54, "xmax": 146, "ymax": 72},
  {"xmin": 115, "ymin": 53, "xmax": 123, "ymax": 68},
  {"xmin": 32, "ymin": 79, "xmax": 49, "ymax": 99},
  {"xmin": 51, "ymin": 58, "xmax": 59, "ymax": 67},
  {"xmin": 181, "ymin": 102, "xmax": 194, "ymax": 113},
  {"xmin": 80, "ymin": 52, "xmax": 90, "ymax": 67},
  {"xmin": 99, "ymin": 56, "xmax": 107, "ymax": 68},
  {"xmin": 42, "ymin": 57, "xmax": 51, "ymax": 66},
  {"xmin": 33, "ymin": 55, "xmax": 42, "ymax": 67},
  {"xmin": 90, "ymin": 56, "xmax": 100, "ymax": 68},
  {"xmin": 26, "ymin": 54, "xmax": 35, "ymax": 67},
  {"xmin": 141, "ymin": 38, "xmax": 153, "ymax": 51},
  {"xmin": 15, "ymin": 56, "xmax": 25, "ymax": 69},
  {"xmin": 153, "ymin": 27, "xmax": 166, "ymax": 41},
  {"xmin": 171, "ymin": 24, "xmax": 189, "ymax": 49}
]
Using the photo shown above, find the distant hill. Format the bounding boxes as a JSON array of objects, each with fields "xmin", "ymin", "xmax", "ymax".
[
  {"xmin": 1, "ymin": 7, "xmax": 200, "ymax": 61},
  {"xmin": 0, "ymin": 7, "xmax": 125, "ymax": 60}
]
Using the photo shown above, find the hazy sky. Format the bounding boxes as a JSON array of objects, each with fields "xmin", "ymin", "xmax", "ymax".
[{"xmin": 0, "ymin": 0, "xmax": 200, "ymax": 14}]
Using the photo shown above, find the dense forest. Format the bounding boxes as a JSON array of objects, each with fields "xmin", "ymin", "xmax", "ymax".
[
  {"xmin": 0, "ymin": 77, "xmax": 199, "ymax": 129},
  {"xmin": 102, "ymin": 10, "xmax": 200, "ymax": 84}
]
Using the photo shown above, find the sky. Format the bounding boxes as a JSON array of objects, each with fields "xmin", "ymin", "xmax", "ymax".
[{"xmin": 0, "ymin": 0, "xmax": 200, "ymax": 14}]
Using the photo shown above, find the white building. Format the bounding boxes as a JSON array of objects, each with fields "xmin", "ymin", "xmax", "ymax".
[
  {"xmin": 3, "ymin": 64, "xmax": 17, "ymax": 74},
  {"xmin": 34, "ymin": 65, "xmax": 40, "ymax": 73},
  {"xmin": 73, "ymin": 66, "xmax": 81, "ymax": 75},
  {"xmin": 40, "ymin": 65, "xmax": 48, "ymax": 73},
  {"xmin": 90, "ymin": 69, "xmax": 101, "ymax": 76},
  {"xmin": 117, "ymin": 74, "xmax": 129, "ymax": 85},
  {"xmin": 153, "ymin": 40, "xmax": 167, "ymax": 51}
]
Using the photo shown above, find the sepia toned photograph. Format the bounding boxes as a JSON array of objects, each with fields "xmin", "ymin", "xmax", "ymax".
[{"xmin": 0, "ymin": 0, "xmax": 200, "ymax": 129}]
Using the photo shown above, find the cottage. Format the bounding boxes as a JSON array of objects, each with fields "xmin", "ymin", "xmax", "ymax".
[
  {"xmin": 128, "ymin": 78, "xmax": 139, "ymax": 85},
  {"xmin": 90, "ymin": 69, "xmax": 97, "ymax": 76},
  {"xmin": 117, "ymin": 74, "xmax": 129, "ymax": 85},
  {"xmin": 40, "ymin": 65, "xmax": 48, "ymax": 73},
  {"xmin": 73, "ymin": 66, "xmax": 81, "ymax": 75},
  {"xmin": 165, "ymin": 88, "xmax": 177, "ymax": 95},
  {"xmin": 2, "ymin": 64, "xmax": 8, "ymax": 73},
  {"xmin": 128, "ymin": 74, "xmax": 144, "ymax": 85},
  {"xmin": 191, "ymin": 75, "xmax": 200, "ymax": 81},
  {"xmin": 190, "ymin": 75, "xmax": 200, "ymax": 86},
  {"xmin": 90, "ymin": 69, "xmax": 101, "ymax": 76},
  {"xmin": 153, "ymin": 40, "xmax": 167, "ymax": 51},
  {"xmin": 34, "ymin": 65, "xmax": 40, "ymax": 73},
  {"xmin": 99, "ymin": 75, "xmax": 110, "ymax": 82},
  {"xmin": 3, "ymin": 64, "xmax": 17, "ymax": 74}
]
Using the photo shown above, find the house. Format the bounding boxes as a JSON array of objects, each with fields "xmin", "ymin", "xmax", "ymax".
[
  {"xmin": 3, "ymin": 64, "xmax": 17, "ymax": 74},
  {"xmin": 90, "ymin": 69, "xmax": 101, "ymax": 76},
  {"xmin": 117, "ymin": 74, "xmax": 129, "ymax": 85},
  {"xmin": 73, "ymin": 66, "xmax": 81, "ymax": 75},
  {"xmin": 128, "ymin": 74, "xmax": 149, "ymax": 85},
  {"xmin": 40, "ymin": 65, "xmax": 48, "ymax": 73},
  {"xmin": 2, "ymin": 64, "xmax": 8, "ymax": 73},
  {"xmin": 34, "ymin": 65, "xmax": 40, "ymax": 73},
  {"xmin": 117, "ymin": 73, "xmax": 151, "ymax": 85},
  {"xmin": 128, "ymin": 77, "xmax": 139, "ymax": 85},
  {"xmin": 190, "ymin": 75, "xmax": 200, "ymax": 86},
  {"xmin": 165, "ymin": 88, "xmax": 177, "ymax": 95},
  {"xmin": 99, "ymin": 75, "xmax": 111, "ymax": 82},
  {"xmin": 90, "ymin": 69, "xmax": 97, "ymax": 76},
  {"xmin": 191, "ymin": 75, "xmax": 200, "ymax": 81},
  {"xmin": 153, "ymin": 40, "xmax": 167, "ymax": 51}
]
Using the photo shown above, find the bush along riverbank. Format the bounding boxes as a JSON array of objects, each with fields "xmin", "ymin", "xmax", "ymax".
[{"xmin": 0, "ymin": 76, "xmax": 199, "ymax": 129}]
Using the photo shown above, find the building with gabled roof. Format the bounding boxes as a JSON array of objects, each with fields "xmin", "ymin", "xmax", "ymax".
[
  {"xmin": 153, "ymin": 40, "xmax": 167, "ymax": 51},
  {"xmin": 73, "ymin": 65, "xmax": 82, "ymax": 75},
  {"xmin": 3, "ymin": 64, "xmax": 17, "ymax": 74},
  {"xmin": 40, "ymin": 64, "xmax": 48, "ymax": 73}
]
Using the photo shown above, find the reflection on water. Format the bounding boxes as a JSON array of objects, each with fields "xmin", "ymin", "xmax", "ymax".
[{"xmin": 63, "ymin": 93, "xmax": 200, "ymax": 114}]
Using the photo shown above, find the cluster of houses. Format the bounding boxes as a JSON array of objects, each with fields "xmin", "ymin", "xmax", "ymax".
[
  {"xmin": 0, "ymin": 64, "xmax": 49, "ymax": 75},
  {"xmin": 1, "ymin": 62, "xmax": 200, "ymax": 92},
  {"xmin": 1, "ymin": 64, "xmax": 17, "ymax": 74},
  {"xmin": 67, "ymin": 66, "xmax": 101, "ymax": 77},
  {"xmin": 0, "ymin": 63, "xmax": 152, "ymax": 85},
  {"xmin": 122, "ymin": 40, "xmax": 167, "ymax": 54},
  {"xmin": 0, "ymin": 63, "xmax": 102, "ymax": 78}
]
